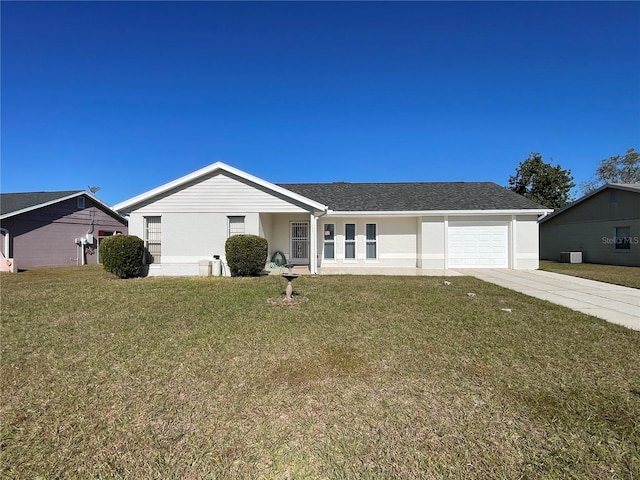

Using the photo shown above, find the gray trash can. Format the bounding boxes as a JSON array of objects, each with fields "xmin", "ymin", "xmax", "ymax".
[{"xmin": 198, "ymin": 259, "xmax": 211, "ymax": 276}]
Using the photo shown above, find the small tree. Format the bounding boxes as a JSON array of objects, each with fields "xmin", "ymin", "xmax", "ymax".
[
  {"xmin": 508, "ymin": 153, "xmax": 575, "ymax": 209},
  {"xmin": 225, "ymin": 234, "xmax": 268, "ymax": 277},
  {"xmin": 581, "ymin": 148, "xmax": 639, "ymax": 194},
  {"xmin": 99, "ymin": 235, "xmax": 145, "ymax": 279}
]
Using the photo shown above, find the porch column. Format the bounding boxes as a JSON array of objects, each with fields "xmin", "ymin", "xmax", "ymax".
[
  {"xmin": 510, "ymin": 214, "xmax": 517, "ymax": 269},
  {"xmin": 309, "ymin": 212, "xmax": 318, "ymax": 274}
]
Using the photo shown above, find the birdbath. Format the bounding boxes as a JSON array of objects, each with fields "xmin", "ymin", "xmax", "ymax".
[{"xmin": 282, "ymin": 263, "xmax": 299, "ymax": 301}]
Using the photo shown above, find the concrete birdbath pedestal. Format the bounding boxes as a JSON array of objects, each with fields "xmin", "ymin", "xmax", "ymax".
[{"xmin": 282, "ymin": 263, "xmax": 299, "ymax": 301}]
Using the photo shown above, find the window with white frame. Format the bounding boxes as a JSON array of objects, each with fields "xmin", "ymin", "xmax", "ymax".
[
  {"xmin": 144, "ymin": 216, "xmax": 161, "ymax": 263},
  {"xmin": 366, "ymin": 223, "xmax": 377, "ymax": 259},
  {"xmin": 228, "ymin": 216, "xmax": 245, "ymax": 236},
  {"xmin": 345, "ymin": 223, "xmax": 356, "ymax": 259},
  {"xmin": 614, "ymin": 226, "xmax": 631, "ymax": 251},
  {"xmin": 323, "ymin": 223, "xmax": 335, "ymax": 260},
  {"xmin": 77, "ymin": 197, "xmax": 85, "ymax": 209}
]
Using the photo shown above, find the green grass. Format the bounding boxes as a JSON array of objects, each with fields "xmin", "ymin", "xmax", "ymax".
[
  {"xmin": 539, "ymin": 260, "xmax": 640, "ymax": 289},
  {"xmin": 2, "ymin": 266, "xmax": 639, "ymax": 479}
]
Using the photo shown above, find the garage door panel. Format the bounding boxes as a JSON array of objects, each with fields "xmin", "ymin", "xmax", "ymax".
[{"xmin": 448, "ymin": 224, "xmax": 508, "ymax": 269}]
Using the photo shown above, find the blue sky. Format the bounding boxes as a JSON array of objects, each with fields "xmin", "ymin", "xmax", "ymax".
[{"xmin": 2, "ymin": 1, "xmax": 638, "ymax": 206}]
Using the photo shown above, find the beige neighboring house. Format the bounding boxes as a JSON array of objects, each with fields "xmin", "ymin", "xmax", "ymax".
[
  {"xmin": 539, "ymin": 183, "xmax": 640, "ymax": 267},
  {"xmin": 113, "ymin": 162, "xmax": 550, "ymax": 276}
]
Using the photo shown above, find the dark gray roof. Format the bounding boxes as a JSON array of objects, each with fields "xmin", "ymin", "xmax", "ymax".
[
  {"xmin": 0, "ymin": 191, "xmax": 83, "ymax": 216},
  {"xmin": 278, "ymin": 182, "xmax": 546, "ymax": 211}
]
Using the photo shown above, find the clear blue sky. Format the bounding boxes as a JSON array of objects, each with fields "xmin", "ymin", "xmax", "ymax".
[{"xmin": 2, "ymin": 1, "xmax": 638, "ymax": 206}]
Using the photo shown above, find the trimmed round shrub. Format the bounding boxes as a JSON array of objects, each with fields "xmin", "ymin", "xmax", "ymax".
[
  {"xmin": 99, "ymin": 234, "xmax": 145, "ymax": 279},
  {"xmin": 225, "ymin": 234, "xmax": 268, "ymax": 277}
]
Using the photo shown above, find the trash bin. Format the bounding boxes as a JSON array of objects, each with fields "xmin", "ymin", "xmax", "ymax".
[
  {"xmin": 198, "ymin": 259, "xmax": 211, "ymax": 277},
  {"xmin": 212, "ymin": 255, "xmax": 222, "ymax": 276}
]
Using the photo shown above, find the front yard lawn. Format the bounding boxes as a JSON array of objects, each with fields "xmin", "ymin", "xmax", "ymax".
[
  {"xmin": 539, "ymin": 260, "xmax": 640, "ymax": 289},
  {"xmin": 1, "ymin": 266, "xmax": 639, "ymax": 479}
]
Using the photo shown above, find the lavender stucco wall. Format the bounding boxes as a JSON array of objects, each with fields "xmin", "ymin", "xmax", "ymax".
[{"xmin": 1, "ymin": 197, "xmax": 128, "ymax": 269}]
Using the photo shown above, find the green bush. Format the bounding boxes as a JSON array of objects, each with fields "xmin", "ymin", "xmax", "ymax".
[
  {"xmin": 99, "ymin": 235, "xmax": 145, "ymax": 279},
  {"xmin": 225, "ymin": 234, "xmax": 268, "ymax": 277}
]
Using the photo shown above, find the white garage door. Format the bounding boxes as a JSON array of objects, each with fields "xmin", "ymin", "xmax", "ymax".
[{"xmin": 448, "ymin": 223, "xmax": 508, "ymax": 268}]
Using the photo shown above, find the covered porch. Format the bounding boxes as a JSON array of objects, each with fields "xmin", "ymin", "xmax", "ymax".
[{"xmin": 260, "ymin": 211, "xmax": 321, "ymax": 273}]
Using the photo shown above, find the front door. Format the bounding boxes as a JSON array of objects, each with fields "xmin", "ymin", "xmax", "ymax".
[{"xmin": 290, "ymin": 222, "xmax": 309, "ymax": 264}]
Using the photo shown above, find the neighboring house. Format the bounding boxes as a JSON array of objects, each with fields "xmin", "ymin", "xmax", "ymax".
[
  {"xmin": 0, "ymin": 191, "xmax": 128, "ymax": 271},
  {"xmin": 113, "ymin": 162, "xmax": 550, "ymax": 276},
  {"xmin": 539, "ymin": 183, "xmax": 640, "ymax": 267}
]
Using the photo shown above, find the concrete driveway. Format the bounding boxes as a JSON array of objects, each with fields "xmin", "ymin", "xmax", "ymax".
[{"xmin": 461, "ymin": 269, "xmax": 640, "ymax": 331}]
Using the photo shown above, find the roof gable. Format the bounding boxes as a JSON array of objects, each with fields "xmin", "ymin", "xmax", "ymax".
[
  {"xmin": 278, "ymin": 182, "xmax": 548, "ymax": 212},
  {"xmin": 113, "ymin": 162, "xmax": 327, "ymax": 213},
  {"xmin": 0, "ymin": 190, "xmax": 127, "ymax": 223},
  {"xmin": 539, "ymin": 183, "xmax": 640, "ymax": 224}
]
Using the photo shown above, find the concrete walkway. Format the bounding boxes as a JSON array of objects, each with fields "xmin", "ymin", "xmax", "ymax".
[{"xmin": 462, "ymin": 269, "xmax": 640, "ymax": 331}]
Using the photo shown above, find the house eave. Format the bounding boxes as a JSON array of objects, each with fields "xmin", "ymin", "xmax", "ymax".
[{"xmin": 326, "ymin": 209, "xmax": 552, "ymax": 217}]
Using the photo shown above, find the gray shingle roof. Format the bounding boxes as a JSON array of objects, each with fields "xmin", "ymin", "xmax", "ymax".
[
  {"xmin": 278, "ymin": 182, "xmax": 546, "ymax": 211},
  {"xmin": 0, "ymin": 191, "xmax": 83, "ymax": 216}
]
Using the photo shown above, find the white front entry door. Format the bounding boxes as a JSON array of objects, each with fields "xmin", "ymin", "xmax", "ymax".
[
  {"xmin": 290, "ymin": 222, "xmax": 309, "ymax": 264},
  {"xmin": 448, "ymin": 223, "xmax": 508, "ymax": 268}
]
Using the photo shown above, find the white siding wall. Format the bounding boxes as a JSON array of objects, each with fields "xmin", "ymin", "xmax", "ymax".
[
  {"xmin": 133, "ymin": 173, "xmax": 309, "ymax": 214},
  {"xmin": 124, "ymin": 173, "xmax": 311, "ymax": 276},
  {"xmin": 319, "ymin": 217, "xmax": 418, "ymax": 268},
  {"xmin": 129, "ymin": 211, "xmax": 265, "ymax": 276},
  {"xmin": 160, "ymin": 212, "xmax": 261, "ymax": 262},
  {"xmin": 259, "ymin": 213, "xmax": 273, "ymax": 242},
  {"xmin": 420, "ymin": 217, "xmax": 446, "ymax": 269},
  {"xmin": 514, "ymin": 215, "xmax": 540, "ymax": 269},
  {"xmin": 378, "ymin": 217, "xmax": 417, "ymax": 267},
  {"xmin": 128, "ymin": 214, "xmax": 144, "ymax": 242}
]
